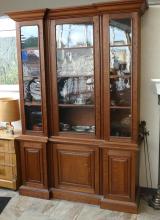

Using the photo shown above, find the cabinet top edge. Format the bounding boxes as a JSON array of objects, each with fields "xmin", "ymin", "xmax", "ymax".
[
  {"xmin": 7, "ymin": 0, "xmax": 148, "ymax": 21},
  {"xmin": 7, "ymin": 9, "xmax": 48, "ymax": 22},
  {"xmin": 48, "ymin": 0, "xmax": 148, "ymax": 18},
  {"xmin": 16, "ymin": 135, "xmax": 48, "ymax": 143}
]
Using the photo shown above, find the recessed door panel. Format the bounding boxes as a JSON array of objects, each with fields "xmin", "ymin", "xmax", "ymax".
[{"xmin": 53, "ymin": 143, "xmax": 99, "ymax": 194}]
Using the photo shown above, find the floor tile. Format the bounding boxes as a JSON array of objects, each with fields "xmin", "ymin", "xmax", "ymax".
[{"xmin": 0, "ymin": 189, "xmax": 160, "ymax": 220}]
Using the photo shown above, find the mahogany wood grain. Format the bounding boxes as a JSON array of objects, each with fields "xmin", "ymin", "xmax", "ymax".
[
  {"xmin": 8, "ymin": 0, "xmax": 147, "ymax": 213},
  {"xmin": 102, "ymin": 147, "xmax": 138, "ymax": 202},
  {"xmin": 19, "ymin": 185, "xmax": 50, "ymax": 199},
  {"xmin": 100, "ymin": 197, "xmax": 139, "ymax": 213},
  {"xmin": 52, "ymin": 143, "xmax": 99, "ymax": 194},
  {"xmin": 8, "ymin": 9, "xmax": 47, "ymax": 21},
  {"xmin": 47, "ymin": 0, "xmax": 148, "ymax": 19},
  {"xmin": 51, "ymin": 188, "xmax": 102, "ymax": 205},
  {"xmin": 19, "ymin": 141, "xmax": 49, "ymax": 199}
]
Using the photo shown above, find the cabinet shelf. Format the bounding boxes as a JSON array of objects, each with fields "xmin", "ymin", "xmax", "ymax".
[
  {"xmin": 110, "ymin": 106, "xmax": 131, "ymax": 109},
  {"xmin": 24, "ymin": 101, "xmax": 42, "ymax": 106},
  {"xmin": 59, "ymin": 131, "xmax": 95, "ymax": 135},
  {"xmin": 59, "ymin": 104, "xmax": 94, "ymax": 108},
  {"xmin": 110, "ymin": 74, "xmax": 131, "ymax": 79},
  {"xmin": 57, "ymin": 46, "xmax": 93, "ymax": 50},
  {"xmin": 57, "ymin": 74, "xmax": 93, "ymax": 79},
  {"xmin": 110, "ymin": 44, "xmax": 131, "ymax": 47},
  {"xmin": 25, "ymin": 101, "xmax": 42, "ymax": 106}
]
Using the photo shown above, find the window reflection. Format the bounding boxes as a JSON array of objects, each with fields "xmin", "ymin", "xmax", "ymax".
[
  {"xmin": 110, "ymin": 18, "xmax": 131, "ymax": 45},
  {"xmin": 20, "ymin": 25, "xmax": 42, "ymax": 131},
  {"xmin": 56, "ymin": 24, "xmax": 93, "ymax": 48}
]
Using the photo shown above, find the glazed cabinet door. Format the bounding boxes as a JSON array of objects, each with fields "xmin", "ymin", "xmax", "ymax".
[
  {"xmin": 49, "ymin": 16, "xmax": 100, "ymax": 138},
  {"xmin": 53, "ymin": 143, "xmax": 99, "ymax": 194},
  {"xmin": 102, "ymin": 13, "xmax": 140, "ymax": 142},
  {"xmin": 103, "ymin": 148, "xmax": 136, "ymax": 201},
  {"xmin": 20, "ymin": 141, "xmax": 48, "ymax": 189},
  {"xmin": 16, "ymin": 17, "xmax": 47, "ymax": 135}
]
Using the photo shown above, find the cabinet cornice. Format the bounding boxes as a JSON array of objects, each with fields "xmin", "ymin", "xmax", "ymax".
[
  {"xmin": 7, "ymin": 0, "xmax": 148, "ymax": 21},
  {"xmin": 47, "ymin": 0, "xmax": 148, "ymax": 19},
  {"xmin": 8, "ymin": 9, "xmax": 47, "ymax": 22}
]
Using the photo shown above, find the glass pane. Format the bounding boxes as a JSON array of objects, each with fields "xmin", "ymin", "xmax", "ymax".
[
  {"xmin": 110, "ymin": 46, "xmax": 131, "ymax": 73},
  {"xmin": 110, "ymin": 46, "xmax": 131, "ymax": 107},
  {"xmin": 20, "ymin": 25, "xmax": 42, "ymax": 131},
  {"xmin": 110, "ymin": 18, "xmax": 131, "ymax": 46},
  {"xmin": 57, "ymin": 48, "xmax": 94, "ymax": 77},
  {"xmin": 109, "ymin": 18, "xmax": 132, "ymax": 138},
  {"xmin": 24, "ymin": 106, "xmax": 42, "ymax": 131},
  {"xmin": 110, "ymin": 109, "xmax": 131, "ymax": 137},
  {"xmin": 56, "ymin": 24, "xmax": 93, "ymax": 48},
  {"xmin": 110, "ymin": 78, "xmax": 131, "ymax": 106},
  {"xmin": 56, "ymin": 23, "xmax": 95, "ymax": 134}
]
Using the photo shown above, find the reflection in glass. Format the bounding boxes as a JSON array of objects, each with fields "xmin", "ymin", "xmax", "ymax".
[
  {"xmin": 110, "ymin": 46, "xmax": 131, "ymax": 74},
  {"xmin": 110, "ymin": 78, "xmax": 131, "ymax": 106},
  {"xmin": 56, "ymin": 24, "xmax": 93, "ymax": 48},
  {"xmin": 110, "ymin": 18, "xmax": 131, "ymax": 45},
  {"xmin": 110, "ymin": 109, "xmax": 131, "ymax": 137},
  {"xmin": 20, "ymin": 25, "xmax": 42, "ymax": 131},
  {"xmin": 25, "ymin": 106, "xmax": 42, "ymax": 131},
  {"xmin": 56, "ymin": 23, "xmax": 95, "ymax": 134},
  {"xmin": 109, "ymin": 18, "xmax": 132, "ymax": 138},
  {"xmin": 57, "ymin": 48, "xmax": 94, "ymax": 77}
]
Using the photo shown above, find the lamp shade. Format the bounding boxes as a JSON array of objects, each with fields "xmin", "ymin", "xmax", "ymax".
[{"xmin": 0, "ymin": 98, "xmax": 20, "ymax": 122}]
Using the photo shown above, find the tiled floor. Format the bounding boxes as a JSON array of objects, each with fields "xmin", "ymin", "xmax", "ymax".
[{"xmin": 0, "ymin": 189, "xmax": 160, "ymax": 220}]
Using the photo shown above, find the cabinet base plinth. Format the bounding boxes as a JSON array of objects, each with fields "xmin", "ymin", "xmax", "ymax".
[
  {"xmin": 51, "ymin": 188, "xmax": 101, "ymax": 205},
  {"xmin": 100, "ymin": 198, "xmax": 139, "ymax": 214},
  {"xmin": 19, "ymin": 186, "xmax": 50, "ymax": 199}
]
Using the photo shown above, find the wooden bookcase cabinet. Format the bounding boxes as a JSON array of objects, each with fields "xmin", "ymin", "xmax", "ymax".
[{"xmin": 8, "ymin": 0, "xmax": 148, "ymax": 213}]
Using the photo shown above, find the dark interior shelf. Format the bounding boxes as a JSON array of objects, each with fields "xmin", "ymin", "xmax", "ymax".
[
  {"xmin": 56, "ymin": 46, "xmax": 93, "ymax": 50},
  {"xmin": 110, "ymin": 74, "xmax": 131, "ymax": 79},
  {"xmin": 109, "ymin": 44, "xmax": 131, "ymax": 47},
  {"xmin": 59, "ymin": 104, "xmax": 95, "ymax": 108},
  {"xmin": 57, "ymin": 74, "xmax": 94, "ymax": 78},
  {"xmin": 25, "ymin": 101, "xmax": 42, "ymax": 106},
  {"xmin": 110, "ymin": 106, "xmax": 131, "ymax": 109}
]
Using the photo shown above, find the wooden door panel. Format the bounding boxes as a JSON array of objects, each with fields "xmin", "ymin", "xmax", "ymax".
[
  {"xmin": 103, "ymin": 149, "xmax": 132, "ymax": 201},
  {"xmin": 58, "ymin": 151, "xmax": 92, "ymax": 186},
  {"xmin": 109, "ymin": 155, "xmax": 130, "ymax": 196},
  {"xmin": 25, "ymin": 148, "xmax": 42, "ymax": 183},
  {"xmin": 53, "ymin": 144, "xmax": 99, "ymax": 194},
  {"xmin": 21, "ymin": 141, "xmax": 47, "ymax": 188}
]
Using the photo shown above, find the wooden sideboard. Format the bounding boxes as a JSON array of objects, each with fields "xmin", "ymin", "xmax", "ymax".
[{"xmin": 0, "ymin": 134, "xmax": 20, "ymax": 190}]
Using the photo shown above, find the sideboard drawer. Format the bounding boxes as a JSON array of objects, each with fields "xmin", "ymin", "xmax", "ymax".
[
  {"xmin": 0, "ymin": 153, "xmax": 16, "ymax": 165},
  {"xmin": 0, "ymin": 140, "xmax": 9, "ymax": 152},
  {"xmin": 0, "ymin": 136, "xmax": 19, "ymax": 189},
  {"xmin": 0, "ymin": 165, "xmax": 16, "ymax": 180}
]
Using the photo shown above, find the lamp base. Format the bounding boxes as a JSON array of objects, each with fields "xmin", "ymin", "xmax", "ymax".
[
  {"xmin": 6, "ymin": 122, "xmax": 14, "ymax": 135},
  {"xmin": 149, "ymin": 187, "xmax": 160, "ymax": 210}
]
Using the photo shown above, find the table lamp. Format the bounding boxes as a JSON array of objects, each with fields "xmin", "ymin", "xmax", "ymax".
[{"xmin": 0, "ymin": 98, "xmax": 20, "ymax": 134}]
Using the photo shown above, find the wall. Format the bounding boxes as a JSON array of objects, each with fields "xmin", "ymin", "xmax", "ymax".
[
  {"xmin": 140, "ymin": 5, "xmax": 160, "ymax": 188},
  {"xmin": 0, "ymin": 0, "xmax": 159, "ymax": 188}
]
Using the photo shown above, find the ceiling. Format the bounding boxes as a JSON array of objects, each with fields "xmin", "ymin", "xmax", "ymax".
[{"xmin": 0, "ymin": 0, "xmax": 159, "ymax": 15}]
